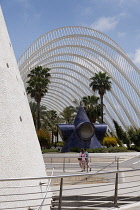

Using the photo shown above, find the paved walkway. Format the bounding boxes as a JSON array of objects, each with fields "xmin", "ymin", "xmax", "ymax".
[{"xmin": 43, "ymin": 152, "xmax": 140, "ymax": 209}]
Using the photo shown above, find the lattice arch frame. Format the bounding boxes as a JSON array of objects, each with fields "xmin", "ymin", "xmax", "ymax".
[{"xmin": 18, "ymin": 26, "xmax": 140, "ymax": 131}]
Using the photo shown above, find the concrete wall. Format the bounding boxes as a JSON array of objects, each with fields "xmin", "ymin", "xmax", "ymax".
[{"xmin": 0, "ymin": 7, "xmax": 51, "ymax": 209}]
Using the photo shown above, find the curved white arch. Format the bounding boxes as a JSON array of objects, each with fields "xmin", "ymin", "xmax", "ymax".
[
  {"xmin": 47, "ymin": 89, "xmax": 74, "ymax": 105},
  {"xmin": 34, "ymin": 49, "xmax": 139, "ymax": 97},
  {"xmin": 21, "ymin": 44, "xmax": 139, "ymax": 119},
  {"xmin": 19, "ymin": 33, "xmax": 140, "ymax": 78},
  {"xmin": 20, "ymin": 39, "xmax": 140, "ymax": 92},
  {"xmin": 42, "ymin": 101, "xmax": 62, "ymax": 113},
  {"xmin": 51, "ymin": 70, "xmax": 138, "ymax": 127},
  {"xmin": 44, "ymin": 93, "xmax": 68, "ymax": 106},
  {"xmin": 18, "ymin": 26, "xmax": 140, "ymax": 131},
  {"xmin": 27, "ymin": 52, "xmax": 139, "ymax": 117},
  {"xmin": 48, "ymin": 81, "xmax": 83, "ymax": 99}
]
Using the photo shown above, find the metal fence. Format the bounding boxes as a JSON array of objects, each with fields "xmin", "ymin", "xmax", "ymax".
[
  {"xmin": 1, "ymin": 165, "xmax": 140, "ymax": 209},
  {"xmin": 44, "ymin": 155, "xmax": 129, "ymax": 173}
]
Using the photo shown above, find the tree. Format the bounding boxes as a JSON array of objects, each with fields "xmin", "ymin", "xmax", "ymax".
[
  {"xmin": 60, "ymin": 106, "xmax": 76, "ymax": 123},
  {"xmin": 81, "ymin": 95, "xmax": 101, "ymax": 123},
  {"xmin": 44, "ymin": 110, "xmax": 59, "ymax": 144},
  {"xmin": 29, "ymin": 102, "xmax": 37, "ymax": 128},
  {"xmin": 26, "ymin": 66, "xmax": 51, "ymax": 130},
  {"xmin": 36, "ymin": 129, "xmax": 51, "ymax": 149},
  {"xmin": 113, "ymin": 119, "xmax": 130, "ymax": 148},
  {"xmin": 29, "ymin": 102, "xmax": 48, "ymax": 129},
  {"xmin": 38, "ymin": 109, "xmax": 63, "ymax": 145},
  {"xmin": 90, "ymin": 71, "xmax": 112, "ymax": 123},
  {"xmin": 128, "ymin": 128, "xmax": 140, "ymax": 147}
]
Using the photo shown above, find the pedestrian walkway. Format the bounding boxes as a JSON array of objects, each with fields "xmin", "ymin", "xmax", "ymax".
[{"xmin": 44, "ymin": 152, "xmax": 140, "ymax": 209}]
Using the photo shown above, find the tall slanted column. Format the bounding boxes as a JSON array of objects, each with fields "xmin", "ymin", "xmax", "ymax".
[{"xmin": 0, "ymin": 7, "xmax": 51, "ymax": 209}]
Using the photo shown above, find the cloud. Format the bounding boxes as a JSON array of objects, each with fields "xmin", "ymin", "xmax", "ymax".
[
  {"xmin": 90, "ymin": 16, "xmax": 119, "ymax": 32},
  {"xmin": 113, "ymin": 0, "xmax": 140, "ymax": 7},
  {"xmin": 14, "ymin": 0, "xmax": 41, "ymax": 24},
  {"xmin": 133, "ymin": 48, "xmax": 140, "ymax": 64}
]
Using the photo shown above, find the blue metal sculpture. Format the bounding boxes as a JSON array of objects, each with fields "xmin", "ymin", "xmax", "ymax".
[{"xmin": 58, "ymin": 106, "xmax": 107, "ymax": 152}]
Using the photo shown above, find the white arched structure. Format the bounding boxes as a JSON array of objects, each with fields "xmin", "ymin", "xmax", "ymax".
[{"xmin": 18, "ymin": 26, "xmax": 140, "ymax": 131}]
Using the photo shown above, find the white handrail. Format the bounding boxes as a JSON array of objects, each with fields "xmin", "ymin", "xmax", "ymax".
[
  {"xmin": 38, "ymin": 168, "xmax": 54, "ymax": 210},
  {"xmin": 0, "ymin": 167, "xmax": 140, "ymax": 182},
  {"xmin": 1, "ymin": 167, "xmax": 140, "ymax": 209}
]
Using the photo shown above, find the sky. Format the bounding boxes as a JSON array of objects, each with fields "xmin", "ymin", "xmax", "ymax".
[{"xmin": 0, "ymin": 0, "xmax": 140, "ymax": 69}]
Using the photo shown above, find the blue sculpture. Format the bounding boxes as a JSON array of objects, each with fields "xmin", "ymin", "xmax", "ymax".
[{"xmin": 58, "ymin": 106, "xmax": 107, "ymax": 152}]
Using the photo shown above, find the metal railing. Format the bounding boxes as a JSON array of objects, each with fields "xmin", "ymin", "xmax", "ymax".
[
  {"xmin": 44, "ymin": 155, "xmax": 126, "ymax": 172},
  {"xmin": 1, "ymin": 164, "xmax": 140, "ymax": 209},
  {"xmin": 37, "ymin": 168, "xmax": 54, "ymax": 210}
]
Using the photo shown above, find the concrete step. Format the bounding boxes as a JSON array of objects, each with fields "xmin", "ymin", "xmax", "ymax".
[
  {"xmin": 50, "ymin": 195, "xmax": 138, "ymax": 210},
  {"xmin": 50, "ymin": 202, "xmax": 131, "ymax": 210},
  {"xmin": 51, "ymin": 207, "xmax": 104, "ymax": 210},
  {"xmin": 52, "ymin": 195, "xmax": 114, "ymax": 201},
  {"xmin": 52, "ymin": 195, "xmax": 140, "ymax": 202},
  {"xmin": 51, "ymin": 208, "xmax": 103, "ymax": 210}
]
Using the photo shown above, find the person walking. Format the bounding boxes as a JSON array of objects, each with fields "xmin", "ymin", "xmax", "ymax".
[
  {"xmin": 84, "ymin": 149, "xmax": 91, "ymax": 172},
  {"xmin": 78, "ymin": 148, "xmax": 83, "ymax": 169},
  {"xmin": 78, "ymin": 148, "xmax": 86, "ymax": 172}
]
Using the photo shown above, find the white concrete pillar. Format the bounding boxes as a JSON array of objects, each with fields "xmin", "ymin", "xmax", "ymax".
[{"xmin": 0, "ymin": 6, "xmax": 51, "ymax": 209}]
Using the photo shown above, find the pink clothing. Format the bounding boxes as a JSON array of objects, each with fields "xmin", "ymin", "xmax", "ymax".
[{"xmin": 79, "ymin": 152, "xmax": 86, "ymax": 162}]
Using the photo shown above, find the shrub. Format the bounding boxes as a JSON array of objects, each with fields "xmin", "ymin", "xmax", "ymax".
[
  {"xmin": 37, "ymin": 129, "xmax": 51, "ymax": 149},
  {"xmin": 129, "ymin": 129, "xmax": 140, "ymax": 147},
  {"xmin": 131, "ymin": 146, "xmax": 140, "ymax": 152},
  {"xmin": 42, "ymin": 149, "xmax": 59, "ymax": 153},
  {"xmin": 70, "ymin": 147, "xmax": 81, "ymax": 152},
  {"xmin": 107, "ymin": 146, "xmax": 128, "ymax": 153},
  {"xmin": 70, "ymin": 147, "xmax": 128, "ymax": 153},
  {"xmin": 87, "ymin": 148, "xmax": 108, "ymax": 153},
  {"xmin": 103, "ymin": 137, "xmax": 118, "ymax": 148},
  {"xmin": 56, "ymin": 141, "xmax": 64, "ymax": 147}
]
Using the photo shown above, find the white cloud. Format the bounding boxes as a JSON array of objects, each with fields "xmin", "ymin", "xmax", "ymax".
[
  {"xmin": 115, "ymin": 0, "xmax": 140, "ymax": 7},
  {"xmin": 90, "ymin": 16, "xmax": 119, "ymax": 32},
  {"xmin": 133, "ymin": 48, "xmax": 140, "ymax": 64},
  {"xmin": 14, "ymin": 0, "xmax": 41, "ymax": 24}
]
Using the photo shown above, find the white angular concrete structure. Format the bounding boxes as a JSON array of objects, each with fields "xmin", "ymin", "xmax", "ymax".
[{"xmin": 0, "ymin": 7, "xmax": 51, "ymax": 209}]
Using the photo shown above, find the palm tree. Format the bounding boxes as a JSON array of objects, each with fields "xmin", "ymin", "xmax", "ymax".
[
  {"xmin": 29, "ymin": 102, "xmax": 48, "ymax": 129},
  {"xmin": 43, "ymin": 110, "xmax": 62, "ymax": 144},
  {"xmin": 29, "ymin": 102, "xmax": 37, "ymax": 128},
  {"xmin": 29, "ymin": 102, "xmax": 62, "ymax": 145},
  {"xmin": 60, "ymin": 106, "xmax": 76, "ymax": 124},
  {"xmin": 90, "ymin": 71, "xmax": 112, "ymax": 123},
  {"xmin": 82, "ymin": 95, "xmax": 101, "ymax": 123},
  {"xmin": 26, "ymin": 66, "xmax": 51, "ymax": 130}
]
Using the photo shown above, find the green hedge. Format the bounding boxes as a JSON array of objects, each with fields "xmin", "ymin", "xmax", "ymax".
[
  {"xmin": 87, "ymin": 148, "xmax": 108, "ymax": 153},
  {"xmin": 56, "ymin": 142, "xmax": 64, "ymax": 147},
  {"xmin": 42, "ymin": 149, "xmax": 60, "ymax": 153},
  {"xmin": 131, "ymin": 146, "xmax": 140, "ymax": 152},
  {"xmin": 70, "ymin": 147, "xmax": 81, "ymax": 152},
  {"xmin": 107, "ymin": 147, "xmax": 128, "ymax": 153},
  {"xmin": 43, "ymin": 146, "xmax": 129, "ymax": 153},
  {"xmin": 70, "ymin": 147, "xmax": 129, "ymax": 153}
]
